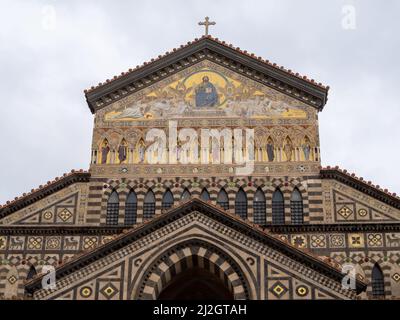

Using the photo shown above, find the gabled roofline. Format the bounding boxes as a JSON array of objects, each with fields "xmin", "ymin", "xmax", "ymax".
[
  {"xmin": 321, "ymin": 167, "xmax": 400, "ymax": 210},
  {"xmin": 25, "ymin": 197, "xmax": 366, "ymax": 295},
  {"xmin": 0, "ymin": 170, "xmax": 90, "ymax": 219},
  {"xmin": 84, "ymin": 36, "xmax": 329, "ymax": 114}
]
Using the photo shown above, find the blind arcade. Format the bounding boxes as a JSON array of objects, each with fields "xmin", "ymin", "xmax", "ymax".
[{"xmin": 144, "ymin": 120, "xmax": 255, "ymax": 175}]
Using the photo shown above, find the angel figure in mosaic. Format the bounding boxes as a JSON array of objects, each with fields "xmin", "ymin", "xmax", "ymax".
[
  {"xmin": 113, "ymin": 101, "xmax": 147, "ymax": 120},
  {"xmin": 168, "ymin": 82, "xmax": 193, "ymax": 100}
]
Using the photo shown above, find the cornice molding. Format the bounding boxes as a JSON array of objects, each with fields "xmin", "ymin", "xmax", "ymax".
[
  {"xmin": 265, "ymin": 222, "xmax": 400, "ymax": 233},
  {"xmin": 321, "ymin": 168, "xmax": 400, "ymax": 210},
  {"xmin": 0, "ymin": 226, "xmax": 125, "ymax": 235},
  {"xmin": 85, "ymin": 37, "xmax": 329, "ymax": 114},
  {"xmin": 0, "ymin": 171, "xmax": 91, "ymax": 219}
]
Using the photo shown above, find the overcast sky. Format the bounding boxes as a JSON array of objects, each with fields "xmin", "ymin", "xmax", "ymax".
[{"xmin": 0, "ymin": 0, "xmax": 399, "ymax": 204}]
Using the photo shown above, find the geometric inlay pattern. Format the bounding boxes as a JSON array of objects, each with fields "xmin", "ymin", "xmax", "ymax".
[
  {"xmin": 83, "ymin": 237, "xmax": 98, "ymax": 250},
  {"xmin": 45, "ymin": 237, "xmax": 61, "ymax": 250},
  {"xmin": 358, "ymin": 208, "xmax": 368, "ymax": 217},
  {"xmin": 367, "ymin": 234, "xmax": 383, "ymax": 247},
  {"xmin": 310, "ymin": 235, "xmax": 326, "ymax": 248},
  {"xmin": 269, "ymin": 281, "xmax": 289, "ymax": 299},
  {"xmin": 80, "ymin": 286, "xmax": 93, "ymax": 298},
  {"xmin": 7, "ymin": 275, "xmax": 17, "ymax": 285},
  {"xmin": 329, "ymin": 234, "xmax": 345, "ymax": 248},
  {"xmin": 296, "ymin": 285, "xmax": 309, "ymax": 297},
  {"xmin": 0, "ymin": 236, "xmax": 6, "ymax": 250},
  {"xmin": 58, "ymin": 208, "xmax": 73, "ymax": 222},
  {"xmin": 291, "ymin": 235, "xmax": 307, "ymax": 248},
  {"xmin": 338, "ymin": 206, "xmax": 353, "ymax": 219},
  {"xmin": 27, "ymin": 237, "xmax": 43, "ymax": 250},
  {"xmin": 100, "ymin": 282, "xmax": 119, "ymax": 300},
  {"xmin": 348, "ymin": 234, "xmax": 364, "ymax": 248},
  {"xmin": 392, "ymin": 273, "xmax": 400, "ymax": 283}
]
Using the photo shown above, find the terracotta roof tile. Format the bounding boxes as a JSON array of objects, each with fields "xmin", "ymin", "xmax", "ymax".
[
  {"xmin": 84, "ymin": 35, "xmax": 328, "ymax": 94},
  {"xmin": 321, "ymin": 166, "xmax": 400, "ymax": 200},
  {"xmin": 0, "ymin": 170, "xmax": 90, "ymax": 211}
]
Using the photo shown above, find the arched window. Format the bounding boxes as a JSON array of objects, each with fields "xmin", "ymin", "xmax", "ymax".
[
  {"xmin": 181, "ymin": 188, "xmax": 191, "ymax": 201},
  {"xmin": 124, "ymin": 190, "xmax": 137, "ymax": 225},
  {"xmin": 26, "ymin": 265, "xmax": 37, "ymax": 280},
  {"xmin": 290, "ymin": 188, "xmax": 304, "ymax": 224},
  {"xmin": 106, "ymin": 190, "xmax": 119, "ymax": 225},
  {"xmin": 217, "ymin": 188, "xmax": 229, "ymax": 210},
  {"xmin": 162, "ymin": 189, "xmax": 174, "ymax": 210},
  {"xmin": 235, "ymin": 188, "xmax": 248, "ymax": 219},
  {"xmin": 253, "ymin": 188, "xmax": 266, "ymax": 224},
  {"xmin": 272, "ymin": 189, "xmax": 285, "ymax": 224},
  {"xmin": 143, "ymin": 189, "xmax": 156, "ymax": 219},
  {"xmin": 371, "ymin": 263, "xmax": 385, "ymax": 298},
  {"xmin": 200, "ymin": 188, "xmax": 210, "ymax": 201}
]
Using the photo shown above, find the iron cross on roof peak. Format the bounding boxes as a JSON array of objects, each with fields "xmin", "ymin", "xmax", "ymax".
[{"xmin": 198, "ymin": 16, "xmax": 216, "ymax": 36}]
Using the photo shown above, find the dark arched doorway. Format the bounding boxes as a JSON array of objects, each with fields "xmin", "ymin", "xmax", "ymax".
[{"xmin": 158, "ymin": 267, "xmax": 234, "ymax": 300}]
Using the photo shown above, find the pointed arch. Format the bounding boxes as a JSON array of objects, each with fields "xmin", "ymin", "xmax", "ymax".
[
  {"xmin": 272, "ymin": 188, "xmax": 285, "ymax": 224},
  {"xmin": 253, "ymin": 188, "xmax": 266, "ymax": 224},
  {"xmin": 125, "ymin": 190, "xmax": 137, "ymax": 225},
  {"xmin": 371, "ymin": 263, "xmax": 385, "ymax": 298},
  {"xmin": 181, "ymin": 188, "xmax": 191, "ymax": 201},
  {"xmin": 106, "ymin": 190, "xmax": 119, "ymax": 225},
  {"xmin": 26, "ymin": 265, "xmax": 37, "ymax": 281},
  {"xmin": 200, "ymin": 188, "xmax": 210, "ymax": 202},
  {"xmin": 162, "ymin": 189, "xmax": 174, "ymax": 210},
  {"xmin": 290, "ymin": 188, "xmax": 304, "ymax": 224},
  {"xmin": 143, "ymin": 189, "xmax": 156, "ymax": 219},
  {"xmin": 235, "ymin": 188, "xmax": 248, "ymax": 219},
  {"xmin": 216, "ymin": 188, "xmax": 229, "ymax": 211}
]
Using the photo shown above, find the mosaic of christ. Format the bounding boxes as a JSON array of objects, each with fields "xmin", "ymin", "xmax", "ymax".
[{"xmin": 104, "ymin": 68, "xmax": 307, "ymax": 121}]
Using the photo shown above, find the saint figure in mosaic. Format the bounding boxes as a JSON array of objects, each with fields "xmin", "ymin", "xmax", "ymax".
[
  {"xmin": 302, "ymin": 137, "xmax": 311, "ymax": 161},
  {"xmin": 266, "ymin": 138, "xmax": 274, "ymax": 162},
  {"xmin": 284, "ymin": 138, "xmax": 294, "ymax": 162},
  {"xmin": 118, "ymin": 140, "xmax": 127, "ymax": 163},
  {"xmin": 101, "ymin": 140, "xmax": 110, "ymax": 164}
]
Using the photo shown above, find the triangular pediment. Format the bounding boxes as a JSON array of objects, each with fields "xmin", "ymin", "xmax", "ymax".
[
  {"xmin": 26, "ymin": 198, "xmax": 365, "ymax": 299},
  {"xmin": 85, "ymin": 36, "xmax": 328, "ymax": 114},
  {"xmin": 96, "ymin": 60, "xmax": 314, "ymax": 125}
]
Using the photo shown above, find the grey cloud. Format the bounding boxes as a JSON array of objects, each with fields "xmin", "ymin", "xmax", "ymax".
[{"xmin": 0, "ymin": 0, "xmax": 399, "ymax": 203}]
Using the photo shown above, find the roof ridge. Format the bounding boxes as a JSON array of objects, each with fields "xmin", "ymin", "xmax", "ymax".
[
  {"xmin": 321, "ymin": 166, "xmax": 399, "ymax": 200},
  {"xmin": 83, "ymin": 35, "xmax": 329, "ymax": 94},
  {"xmin": 0, "ymin": 169, "xmax": 90, "ymax": 211}
]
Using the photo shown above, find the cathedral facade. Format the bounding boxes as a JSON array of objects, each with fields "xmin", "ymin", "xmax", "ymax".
[{"xmin": 1, "ymin": 36, "xmax": 399, "ymax": 300}]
